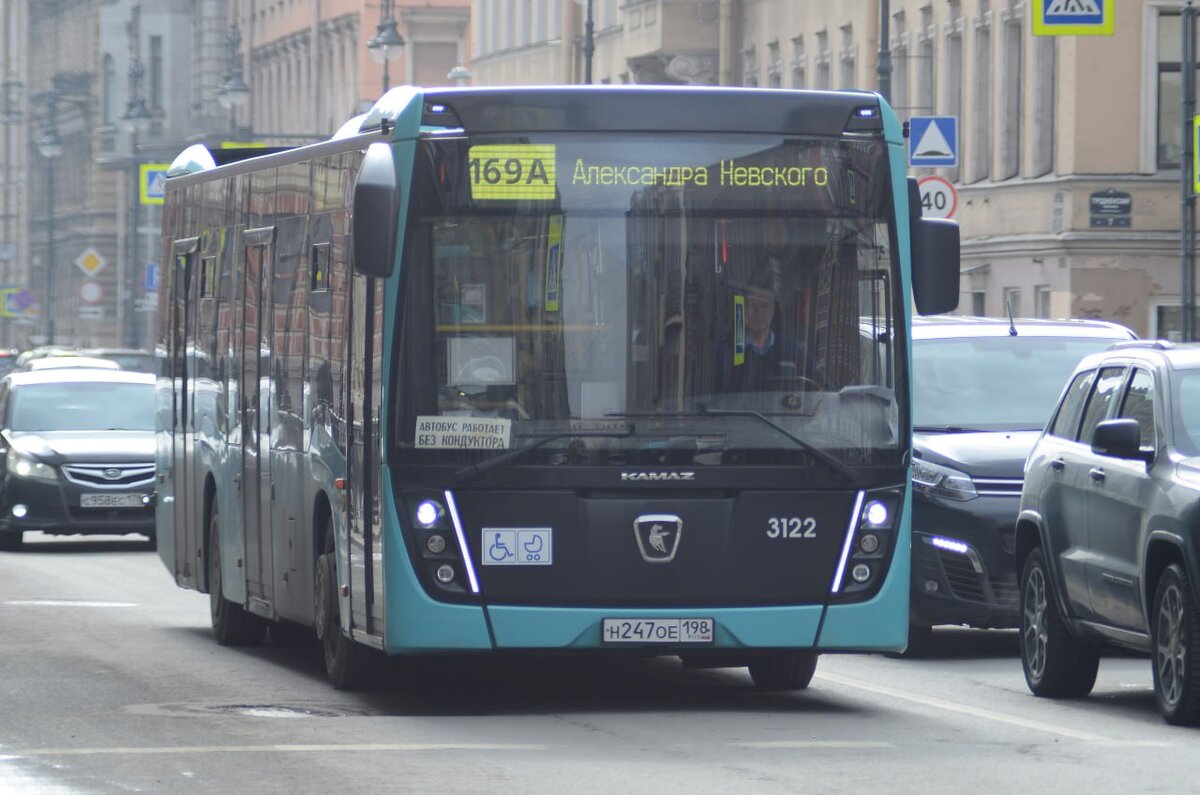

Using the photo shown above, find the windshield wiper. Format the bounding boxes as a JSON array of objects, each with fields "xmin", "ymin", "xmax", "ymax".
[
  {"xmin": 454, "ymin": 430, "xmax": 633, "ymax": 483},
  {"xmin": 607, "ymin": 408, "xmax": 857, "ymax": 484},
  {"xmin": 914, "ymin": 425, "xmax": 988, "ymax": 434}
]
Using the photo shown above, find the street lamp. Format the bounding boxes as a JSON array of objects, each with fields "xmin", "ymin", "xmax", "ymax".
[
  {"xmin": 217, "ymin": 21, "xmax": 250, "ymax": 134},
  {"xmin": 366, "ymin": 0, "xmax": 406, "ymax": 94},
  {"xmin": 36, "ymin": 112, "xmax": 61, "ymax": 345},
  {"xmin": 573, "ymin": 0, "xmax": 595, "ymax": 84},
  {"xmin": 447, "ymin": 65, "xmax": 472, "ymax": 86}
]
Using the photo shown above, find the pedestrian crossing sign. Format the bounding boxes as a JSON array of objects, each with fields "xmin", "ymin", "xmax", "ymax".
[
  {"xmin": 1033, "ymin": 0, "xmax": 1114, "ymax": 37},
  {"xmin": 909, "ymin": 116, "xmax": 958, "ymax": 168},
  {"xmin": 140, "ymin": 163, "xmax": 171, "ymax": 206}
]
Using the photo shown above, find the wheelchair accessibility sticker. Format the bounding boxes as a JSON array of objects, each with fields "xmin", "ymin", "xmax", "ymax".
[{"xmin": 482, "ymin": 528, "xmax": 553, "ymax": 565}]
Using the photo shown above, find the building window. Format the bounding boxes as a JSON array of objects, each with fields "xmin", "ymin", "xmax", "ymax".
[
  {"xmin": 742, "ymin": 46, "xmax": 758, "ymax": 87},
  {"xmin": 412, "ymin": 41, "xmax": 458, "ymax": 87},
  {"xmin": 149, "ymin": 35, "xmax": 163, "ymax": 110},
  {"xmin": 1000, "ymin": 7, "xmax": 1024, "ymax": 180},
  {"xmin": 892, "ymin": 12, "xmax": 910, "ymax": 116},
  {"xmin": 943, "ymin": 7, "xmax": 964, "ymax": 180},
  {"xmin": 1157, "ymin": 11, "xmax": 1199, "ymax": 168},
  {"xmin": 915, "ymin": 7, "xmax": 935, "ymax": 115},
  {"xmin": 103, "ymin": 54, "xmax": 116, "ymax": 125},
  {"xmin": 970, "ymin": 9, "xmax": 991, "ymax": 182},
  {"xmin": 767, "ymin": 41, "xmax": 782, "ymax": 88},
  {"xmin": 839, "ymin": 24, "xmax": 856, "ymax": 88},
  {"xmin": 1035, "ymin": 285, "xmax": 1051, "ymax": 318},
  {"xmin": 815, "ymin": 30, "xmax": 830, "ymax": 90},
  {"xmin": 1004, "ymin": 287, "xmax": 1021, "ymax": 318},
  {"xmin": 791, "ymin": 35, "xmax": 806, "ymax": 88},
  {"xmin": 972, "ymin": 291, "xmax": 986, "ymax": 316},
  {"xmin": 1032, "ymin": 37, "xmax": 1055, "ymax": 176}
]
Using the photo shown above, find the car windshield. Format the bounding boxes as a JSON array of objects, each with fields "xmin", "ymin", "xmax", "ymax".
[
  {"xmin": 392, "ymin": 132, "xmax": 903, "ymax": 470},
  {"xmin": 9, "ymin": 381, "xmax": 154, "ymax": 432},
  {"xmin": 912, "ymin": 335, "xmax": 1126, "ymax": 432}
]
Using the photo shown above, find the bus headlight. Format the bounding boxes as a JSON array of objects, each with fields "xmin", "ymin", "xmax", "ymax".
[
  {"xmin": 6, "ymin": 448, "xmax": 57, "ymax": 482},
  {"xmin": 415, "ymin": 499, "xmax": 445, "ymax": 528}
]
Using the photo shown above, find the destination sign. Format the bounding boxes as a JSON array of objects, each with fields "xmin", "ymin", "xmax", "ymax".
[
  {"xmin": 468, "ymin": 144, "xmax": 556, "ymax": 200},
  {"xmin": 467, "ymin": 142, "xmax": 831, "ymax": 201}
]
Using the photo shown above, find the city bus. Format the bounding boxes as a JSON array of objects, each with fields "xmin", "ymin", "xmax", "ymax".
[{"xmin": 155, "ymin": 85, "xmax": 959, "ymax": 690}]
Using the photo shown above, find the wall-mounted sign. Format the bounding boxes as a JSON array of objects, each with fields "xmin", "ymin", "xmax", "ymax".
[{"xmin": 1089, "ymin": 189, "xmax": 1132, "ymax": 228}]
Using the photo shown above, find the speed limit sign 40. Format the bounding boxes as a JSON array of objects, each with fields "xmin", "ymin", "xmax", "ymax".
[{"xmin": 917, "ymin": 175, "xmax": 957, "ymax": 219}]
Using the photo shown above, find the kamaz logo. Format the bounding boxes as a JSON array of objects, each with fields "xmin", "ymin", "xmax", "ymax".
[{"xmin": 620, "ymin": 471, "xmax": 696, "ymax": 482}]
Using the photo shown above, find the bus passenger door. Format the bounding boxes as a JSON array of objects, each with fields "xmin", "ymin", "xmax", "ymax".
[
  {"xmin": 167, "ymin": 238, "xmax": 198, "ymax": 584},
  {"xmin": 241, "ymin": 227, "xmax": 275, "ymax": 612},
  {"xmin": 345, "ymin": 272, "xmax": 380, "ymax": 636}
]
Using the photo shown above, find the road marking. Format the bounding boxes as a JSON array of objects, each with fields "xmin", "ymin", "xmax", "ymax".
[
  {"xmin": 0, "ymin": 743, "xmax": 548, "ymax": 759},
  {"xmin": 815, "ymin": 672, "xmax": 1172, "ymax": 747},
  {"xmin": 731, "ymin": 741, "xmax": 893, "ymax": 749},
  {"xmin": 3, "ymin": 600, "xmax": 136, "ymax": 608}
]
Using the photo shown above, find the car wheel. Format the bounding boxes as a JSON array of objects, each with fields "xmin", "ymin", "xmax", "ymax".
[
  {"xmin": 314, "ymin": 525, "xmax": 372, "ymax": 690},
  {"xmin": 1020, "ymin": 546, "xmax": 1099, "ymax": 698},
  {"xmin": 1151, "ymin": 563, "xmax": 1200, "ymax": 725},
  {"xmin": 0, "ymin": 531, "xmax": 22, "ymax": 552},
  {"xmin": 748, "ymin": 651, "xmax": 818, "ymax": 690},
  {"xmin": 208, "ymin": 505, "xmax": 265, "ymax": 647}
]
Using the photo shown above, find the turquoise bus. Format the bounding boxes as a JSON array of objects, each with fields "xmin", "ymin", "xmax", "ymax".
[{"xmin": 156, "ymin": 86, "xmax": 959, "ymax": 690}]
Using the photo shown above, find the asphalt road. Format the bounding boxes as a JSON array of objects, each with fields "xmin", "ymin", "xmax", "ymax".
[{"xmin": 0, "ymin": 533, "xmax": 1195, "ymax": 794}]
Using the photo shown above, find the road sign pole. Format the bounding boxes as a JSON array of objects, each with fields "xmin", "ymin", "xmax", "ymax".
[{"xmin": 1183, "ymin": 2, "xmax": 1196, "ymax": 342}]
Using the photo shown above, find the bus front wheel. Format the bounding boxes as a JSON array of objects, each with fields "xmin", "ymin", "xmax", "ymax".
[
  {"xmin": 748, "ymin": 651, "xmax": 818, "ymax": 690},
  {"xmin": 315, "ymin": 534, "xmax": 371, "ymax": 690}
]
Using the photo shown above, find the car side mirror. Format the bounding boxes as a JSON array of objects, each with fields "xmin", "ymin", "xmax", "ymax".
[{"xmin": 1091, "ymin": 418, "xmax": 1151, "ymax": 462}]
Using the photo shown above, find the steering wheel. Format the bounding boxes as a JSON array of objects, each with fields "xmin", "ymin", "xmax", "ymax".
[{"xmin": 764, "ymin": 375, "xmax": 823, "ymax": 392}]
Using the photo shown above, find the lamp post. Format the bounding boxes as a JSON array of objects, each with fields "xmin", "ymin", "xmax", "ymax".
[
  {"xmin": 121, "ymin": 37, "xmax": 153, "ymax": 350},
  {"xmin": 36, "ymin": 108, "xmax": 63, "ymax": 346},
  {"xmin": 447, "ymin": 65, "xmax": 471, "ymax": 86},
  {"xmin": 366, "ymin": 0, "xmax": 406, "ymax": 94},
  {"xmin": 217, "ymin": 21, "xmax": 250, "ymax": 135}
]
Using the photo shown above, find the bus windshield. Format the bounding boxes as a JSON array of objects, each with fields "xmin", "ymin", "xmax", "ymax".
[{"xmin": 394, "ymin": 133, "xmax": 902, "ymax": 469}]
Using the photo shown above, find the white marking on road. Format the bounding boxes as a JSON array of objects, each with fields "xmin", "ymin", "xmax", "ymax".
[
  {"xmin": 815, "ymin": 672, "xmax": 1173, "ymax": 747},
  {"xmin": 3, "ymin": 600, "xmax": 137, "ymax": 608},
  {"xmin": 0, "ymin": 743, "xmax": 547, "ymax": 758},
  {"xmin": 732, "ymin": 741, "xmax": 894, "ymax": 749}
]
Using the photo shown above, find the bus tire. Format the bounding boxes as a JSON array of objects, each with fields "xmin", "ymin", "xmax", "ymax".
[
  {"xmin": 315, "ymin": 537, "xmax": 371, "ymax": 690},
  {"xmin": 208, "ymin": 505, "xmax": 265, "ymax": 647},
  {"xmin": 748, "ymin": 651, "xmax": 818, "ymax": 690}
]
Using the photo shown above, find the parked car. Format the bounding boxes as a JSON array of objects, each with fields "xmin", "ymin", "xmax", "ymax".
[
  {"xmin": 1017, "ymin": 340, "xmax": 1200, "ymax": 725},
  {"xmin": 0, "ymin": 369, "xmax": 156, "ymax": 551},
  {"xmin": 79, "ymin": 348, "xmax": 154, "ymax": 373},
  {"xmin": 907, "ymin": 316, "xmax": 1136, "ymax": 651},
  {"xmin": 27, "ymin": 356, "xmax": 121, "ymax": 371}
]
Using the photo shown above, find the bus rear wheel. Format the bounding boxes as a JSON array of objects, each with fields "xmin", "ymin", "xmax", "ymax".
[
  {"xmin": 208, "ymin": 505, "xmax": 265, "ymax": 647},
  {"xmin": 315, "ymin": 530, "xmax": 372, "ymax": 690},
  {"xmin": 748, "ymin": 651, "xmax": 818, "ymax": 690}
]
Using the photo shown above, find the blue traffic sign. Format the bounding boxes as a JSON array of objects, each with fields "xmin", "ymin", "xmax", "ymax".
[
  {"xmin": 142, "ymin": 262, "xmax": 159, "ymax": 293},
  {"xmin": 909, "ymin": 116, "xmax": 958, "ymax": 168}
]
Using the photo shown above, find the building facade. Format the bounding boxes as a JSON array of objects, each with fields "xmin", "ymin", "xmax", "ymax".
[{"xmin": 470, "ymin": 0, "xmax": 1198, "ymax": 339}]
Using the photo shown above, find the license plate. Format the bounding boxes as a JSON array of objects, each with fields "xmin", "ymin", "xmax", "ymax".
[
  {"xmin": 601, "ymin": 618, "xmax": 714, "ymax": 645},
  {"xmin": 80, "ymin": 493, "xmax": 146, "ymax": 508}
]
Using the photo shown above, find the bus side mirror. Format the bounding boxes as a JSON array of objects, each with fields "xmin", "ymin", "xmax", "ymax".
[
  {"xmin": 910, "ymin": 217, "xmax": 960, "ymax": 316},
  {"xmin": 352, "ymin": 143, "xmax": 400, "ymax": 279}
]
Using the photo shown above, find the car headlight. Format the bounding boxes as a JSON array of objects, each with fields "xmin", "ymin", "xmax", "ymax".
[
  {"xmin": 912, "ymin": 458, "xmax": 977, "ymax": 501},
  {"xmin": 6, "ymin": 448, "xmax": 58, "ymax": 482}
]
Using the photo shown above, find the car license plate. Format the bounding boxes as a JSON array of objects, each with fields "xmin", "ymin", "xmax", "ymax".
[
  {"xmin": 80, "ymin": 493, "xmax": 145, "ymax": 508},
  {"xmin": 601, "ymin": 618, "xmax": 714, "ymax": 645}
]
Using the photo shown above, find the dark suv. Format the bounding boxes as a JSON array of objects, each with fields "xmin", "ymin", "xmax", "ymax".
[
  {"xmin": 1017, "ymin": 341, "xmax": 1200, "ymax": 725},
  {"xmin": 908, "ymin": 317, "xmax": 1135, "ymax": 649}
]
